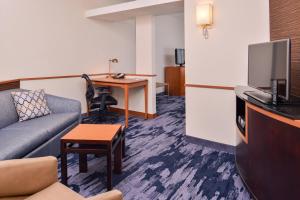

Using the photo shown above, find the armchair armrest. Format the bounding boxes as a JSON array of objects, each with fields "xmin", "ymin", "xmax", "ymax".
[
  {"xmin": 86, "ymin": 190, "xmax": 122, "ymax": 200},
  {"xmin": 46, "ymin": 94, "xmax": 81, "ymax": 115},
  {"xmin": 0, "ymin": 156, "xmax": 58, "ymax": 197}
]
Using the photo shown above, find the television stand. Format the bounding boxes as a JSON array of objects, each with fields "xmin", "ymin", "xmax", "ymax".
[
  {"xmin": 244, "ymin": 91, "xmax": 272, "ymax": 104},
  {"xmin": 236, "ymin": 86, "xmax": 300, "ymax": 200}
]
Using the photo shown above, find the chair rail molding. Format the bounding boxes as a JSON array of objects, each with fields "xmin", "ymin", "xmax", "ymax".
[{"xmin": 185, "ymin": 84, "xmax": 235, "ymax": 91}]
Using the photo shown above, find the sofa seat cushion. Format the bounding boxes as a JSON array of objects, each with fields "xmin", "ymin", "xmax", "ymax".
[
  {"xmin": 4, "ymin": 112, "xmax": 79, "ymax": 135},
  {"xmin": 0, "ymin": 113, "xmax": 79, "ymax": 160},
  {"xmin": 25, "ymin": 183, "xmax": 84, "ymax": 200}
]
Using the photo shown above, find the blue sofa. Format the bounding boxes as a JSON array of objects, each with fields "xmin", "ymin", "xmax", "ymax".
[{"xmin": 0, "ymin": 89, "xmax": 81, "ymax": 160}]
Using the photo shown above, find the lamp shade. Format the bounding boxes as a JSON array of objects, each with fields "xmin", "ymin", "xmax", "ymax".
[
  {"xmin": 109, "ymin": 58, "xmax": 119, "ymax": 63},
  {"xmin": 196, "ymin": 3, "xmax": 213, "ymax": 26}
]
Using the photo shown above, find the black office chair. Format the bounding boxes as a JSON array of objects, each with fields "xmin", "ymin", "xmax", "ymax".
[{"xmin": 81, "ymin": 74, "xmax": 118, "ymax": 121}]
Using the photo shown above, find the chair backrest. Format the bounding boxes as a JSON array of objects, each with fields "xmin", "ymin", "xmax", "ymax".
[{"xmin": 81, "ymin": 74, "xmax": 94, "ymax": 103}]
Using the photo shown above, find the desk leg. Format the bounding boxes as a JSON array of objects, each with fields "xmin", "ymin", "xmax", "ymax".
[
  {"xmin": 144, "ymin": 83, "xmax": 148, "ymax": 119},
  {"xmin": 60, "ymin": 142, "xmax": 68, "ymax": 185},
  {"xmin": 124, "ymin": 85, "xmax": 129, "ymax": 128},
  {"xmin": 107, "ymin": 143, "xmax": 112, "ymax": 190}
]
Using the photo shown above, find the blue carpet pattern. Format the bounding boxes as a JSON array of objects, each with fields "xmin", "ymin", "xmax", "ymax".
[{"xmin": 59, "ymin": 94, "xmax": 252, "ymax": 200}]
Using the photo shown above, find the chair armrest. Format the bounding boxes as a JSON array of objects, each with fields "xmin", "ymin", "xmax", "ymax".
[
  {"xmin": 95, "ymin": 87, "xmax": 112, "ymax": 94},
  {"xmin": 97, "ymin": 91, "xmax": 112, "ymax": 95},
  {"xmin": 0, "ymin": 157, "xmax": 58, "ymax": 197},
  {"xmin": 86, "ymin": 190, "xmax": 122, "ymax": 200},
  {"xmin": 46, "ymin": 94, "xmax": 81, "ymax": 115}
]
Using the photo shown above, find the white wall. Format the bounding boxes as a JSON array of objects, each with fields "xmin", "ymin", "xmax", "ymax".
[
  {"xmin": 136, "ymin": 15, "xmax": 156, "ymax": 75},
  {"xmin": 133, "ymin": 15, "xmax": 157, "ymax": 114},
  {"xmin": 185, "ymin": 0, "xmax": 270, "ymax": 145},
  {"xmin": 0, "ymin": 0, "xmax": 136, "ymax": 113},
  {"xmin": 155, "ymin": 13, "xmax": 184, "ymax": 93},
  {"xmin": 111, "ymin": 76, "xmax": 156, "ymax": 115}
]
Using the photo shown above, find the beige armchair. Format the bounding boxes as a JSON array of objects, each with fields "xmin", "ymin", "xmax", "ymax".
[{"xmin": 0, "ymin": 157, "xmax": 123, "ymax": 200}]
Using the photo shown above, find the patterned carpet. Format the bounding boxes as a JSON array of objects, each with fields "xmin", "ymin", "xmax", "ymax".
[{"xmin": 59, "ymin": 94, "xmax": 252, "ymax": 200}]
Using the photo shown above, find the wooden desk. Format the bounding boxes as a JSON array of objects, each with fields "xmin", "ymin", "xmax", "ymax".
[{"xmin": 91, "ymin": 77, "xmax": 148, "ymax": 127}]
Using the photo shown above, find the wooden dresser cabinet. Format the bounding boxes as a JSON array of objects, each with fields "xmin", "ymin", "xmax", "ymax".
[
  {"xmin": 235, "ymin": 86, "xmax": 300, "ymax": 200},
  {"xmin": 165, "ymin": 66, "xmax": 185, "ymax": 96}
]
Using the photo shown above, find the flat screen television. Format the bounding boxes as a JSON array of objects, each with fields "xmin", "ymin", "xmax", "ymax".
[
  {"xmin": 175, "ymin": 48, "xmax": 185, "ymax": 66},
  {"xmin": 247, "ymin": 39, "xmax": 291, "ymax": 103}
]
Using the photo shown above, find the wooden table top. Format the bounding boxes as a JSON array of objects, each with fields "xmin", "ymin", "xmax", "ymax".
[
  {"xmin": 91, "ymin": 77, "xmax": 147, "ymax": 84},
  {"xmin": 61, "ymin": 124, "xmax": 122, "ymax": 142}
]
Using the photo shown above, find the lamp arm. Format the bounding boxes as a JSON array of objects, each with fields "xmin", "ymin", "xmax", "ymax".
[{"xmin": 202, "ymin": 25, "xmax": 209, "ymax": 40}]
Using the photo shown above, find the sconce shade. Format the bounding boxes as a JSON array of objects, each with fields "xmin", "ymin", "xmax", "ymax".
[{"xmin": 196, "ymin": 3, "xmax": 213, "ymax": 27}]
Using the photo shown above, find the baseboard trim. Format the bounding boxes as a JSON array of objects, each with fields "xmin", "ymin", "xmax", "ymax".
[
  {"xmin": 109, "ymin": 107, "xmax": 157, "ymax": 119},
  {"xmin": 82, "ymin": 109, "xmax": 157, "ymax": 119},
  {"xmin": 185, "ymin": 135, "xmax": 235, "ymax": 154}
]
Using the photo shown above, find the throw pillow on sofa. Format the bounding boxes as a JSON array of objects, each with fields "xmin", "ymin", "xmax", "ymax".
[{"xmin": 11, "ymin": 89, "xmax": 51, "ymax": 122}]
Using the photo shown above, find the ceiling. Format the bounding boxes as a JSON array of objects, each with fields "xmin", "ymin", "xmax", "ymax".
[{"xmin": 85, "ymin": 0, "xmax": 184, "ymax": 21}]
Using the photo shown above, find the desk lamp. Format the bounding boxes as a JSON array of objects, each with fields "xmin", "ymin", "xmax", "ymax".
[{"xmin": 108, "ymin": 58, "xmax": 119, "ymax": 78}]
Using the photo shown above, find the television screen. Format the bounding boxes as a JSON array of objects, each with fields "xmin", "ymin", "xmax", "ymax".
[
  {"xmin": 175, "ymin": 48, "xmax": 185, "ymax": 66},
  {"xmin": 248, "ymin": 39, "xmax": 290, "ymax": 100}
]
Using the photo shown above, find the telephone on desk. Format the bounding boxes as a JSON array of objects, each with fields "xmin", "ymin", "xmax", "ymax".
[{"xmin": 112, "ymin": 73, "xmax": 125, "ymax": 79}]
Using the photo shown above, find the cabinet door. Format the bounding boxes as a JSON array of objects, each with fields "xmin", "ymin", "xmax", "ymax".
[
  {"xmin": 179, "ymin": 67, "xmax": 185, "ymax": 96},
  {"xmin": 165, "ymin": 66, "xmax": 180, "ymax": 96},
  {"xmin": 236, "ymin": 105, "xmax": 300, "ymax": 200}
]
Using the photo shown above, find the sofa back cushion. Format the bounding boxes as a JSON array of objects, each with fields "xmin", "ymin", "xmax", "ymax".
[
  {"xmin": 0, "ymin": 89, "xmax": 19, "ymax": 129},
  {"xmin": 11, "ymin": 89, "xmax": 51, "ymax": 122}
]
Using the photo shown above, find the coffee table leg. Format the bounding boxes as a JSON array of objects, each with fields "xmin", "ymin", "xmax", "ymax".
[
  {"xmin": 107, "ymin": 143, "xmax": 112, "ymax": 190},
  {"xmin": 122, "ymin": 128, "xmax": 126, "ymax": 157},
  {"xmin": 122, "ymin": 138, "xmax": 126, "ymax": 157},
  {"xmin": 79, "ymin": 153, "xmax": 88, "ymax": 173},
  {"xmin": 61, "ymin": 142, "xmax": 68, "ymax": 185},
  {"xmin": 114, "ymin": 140, "xmax": 122, "ymax": 174}
]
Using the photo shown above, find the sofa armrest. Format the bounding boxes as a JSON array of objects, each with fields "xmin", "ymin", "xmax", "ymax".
[
  {"xmin": 46, "ymin": 94, "xmax": 81, "ymax": 115},
  {"xmin": 86, "ymin": 190, "xmax": 123, "ymax": 200},
  {"xmin": 0, "ymin": 156, "xmax": 58, "ymax": 197}
]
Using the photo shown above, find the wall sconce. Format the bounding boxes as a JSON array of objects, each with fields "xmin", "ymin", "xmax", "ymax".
[
  {"xmin": 108, "ymin": 58, "xmax": 119, "ymax": 78},
  {"xmin": 197, "ymin": 3, "xmax": 213, "ymax": 39}
]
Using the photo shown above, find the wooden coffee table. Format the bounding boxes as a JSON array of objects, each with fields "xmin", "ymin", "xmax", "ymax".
[{"xmin": 60, "ymin": 124, "xmax": 124, "ymax": 190}]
